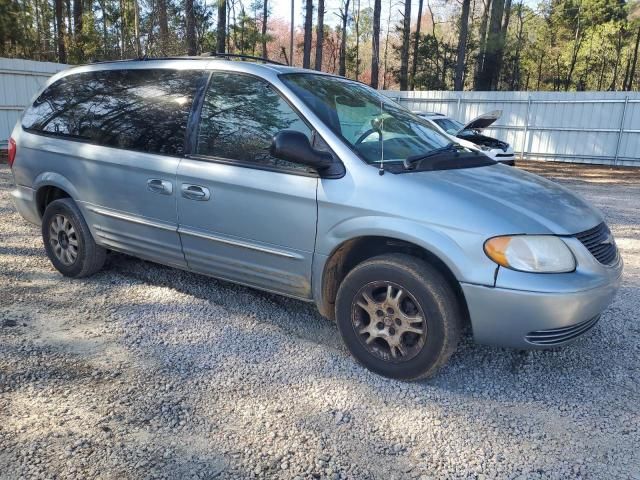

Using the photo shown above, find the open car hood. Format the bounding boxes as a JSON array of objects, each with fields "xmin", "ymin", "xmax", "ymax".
[{"xmin": 457, "ymin": 110, "xmax": 501, "ymax": 134}]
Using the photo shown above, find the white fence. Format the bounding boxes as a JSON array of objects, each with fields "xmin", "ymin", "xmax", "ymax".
[
  {"xmin": 1, "ymin": 58, "xmax": 639, "ymax": 166},
  {"xmin": 384, "ymin": 90, "xmax": 640, "ymax": 166},
  {"xmin": 0, "ymin": 58, "xmax": 67, "ymax": 148}
]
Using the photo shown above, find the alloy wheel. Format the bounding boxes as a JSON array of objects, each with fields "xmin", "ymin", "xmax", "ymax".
[
  {"xmin": 49, "ymin": 214, "xmax": 79, "ymax": 266},
  {"xmin": 351, "ymin": 281, "xmax": 427, "ymax": 362}
]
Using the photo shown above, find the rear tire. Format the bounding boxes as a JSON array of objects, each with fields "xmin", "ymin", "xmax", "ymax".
[
  {"xmin": 335, "ymin": 253, "xmax": 461, "ymax": 380},
  {"xmin": 42, "ymin": 198, "xmax": 106, "ymax": 278}
]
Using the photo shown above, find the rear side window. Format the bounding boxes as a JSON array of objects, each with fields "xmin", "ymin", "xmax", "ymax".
[{"xmin": 22, "ymin": 69, "xmax": 204, "ymax": 156}]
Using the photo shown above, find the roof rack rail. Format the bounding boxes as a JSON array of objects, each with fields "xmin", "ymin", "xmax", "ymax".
[
  {"xmin": 90, "ymin": 53, "xmax": 289, "ymax": 66},
  {"xmin": 200, "ymin": 52, "xmax": 287, "ymax": 66},
  {"xmin": 90, "ymin": 56, "xmax": 200, "ymax": 64}
]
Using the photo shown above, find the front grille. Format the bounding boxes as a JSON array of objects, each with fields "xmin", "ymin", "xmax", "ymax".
[
  {"xmin": 575, "ymin": 222, "xmax": 618, "ymax": 266},
  {"xmin": 525, "ymin": 315, "xmax": 600, "ymax": 346},
  {"xmin": 495, "ymin": 153, "xmax": 514, "ymax": 158}
]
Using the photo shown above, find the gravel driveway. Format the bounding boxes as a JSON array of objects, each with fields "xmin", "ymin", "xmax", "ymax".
[{"xmin": 1, "ymin": 161, "xmax": 638, "ymax": 480}]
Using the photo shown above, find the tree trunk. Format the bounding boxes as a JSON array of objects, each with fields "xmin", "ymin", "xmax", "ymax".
[
  {"xmin": 217, "ymin": 0, "xmax": 226, "ymax": 53},
  {"xmin": 315, "ymin": 0, "xmax": 324, "ymax": 70},
  {"xmin": 34, "ymin": 0, "xmax": 42, "ymax": 59},
  {"xmin": 454, "ymin": 0, "xmax": 471, "ymax": 90},
  {"xmin": 622, "ymin": 54, "xmax": 631, "ymax": 92},
  {"xmin": 133, "ymin": 0, "xmax": 141, "ymax": 56},
  {"xmin": 409, "ymin": 0, "xmax": 423, "ymax": 90},
  {"xmin": 495, "ymin": 0, "xmax": 511, "ymax": 88},
  {"xmin": 564, "ymin": 4, "xmax": 582, "ymax": 91},
  {"xmin": 98, "ymin": 0, "xmax": 108, "ymax": 57},
  {"xmin": 303, "ymin": 0, "xmax": 313, "ymax": 68},
  {"xmin": 597, "ymin": 58, "xmax": 606, "ymax": 91},
  {"xmin": 227, "ymin": 0, "xmax": 233, "ymax": 52},
  {"xmin": 338, "ymin": 0, "xmax": 350, "ymax": 76},
  {"xmin": 382, "ymin": 0, "xmax": 392, "ymax": 88},
  {"xmin": 473, "ymin": 0, "xmax": 491, "ymax": 89},
  {"xmin": 119, "ymin": 0, "xmax": 126, "ymax": 58},
  {"xmin": 536, "ymin": 49, "xmax": 544, "ymax": 89},
  {"xmin": 627, "ymin": 26, "xmax": 640, "ymax": 91},
  {"xmin": 354, "ymin": 0, "xmax": 360, "ymax": 79},
  {"xmin": 609, "ymin": 25, "xmax": 625, "ymax": 91},
  {"xmin": 510, "ymin": 2, "xmax": 524, "ymax": 90},
  {"xmin": 261, "ymin": 0, "xmax": 268, "ymax": 58},
  {"xmin": 66, "ymin": 0, "xmax": 73, "ymax": 37},
  {"xmin": 399, "ymin": 0, "xmax": 411, "ymax": 90},
  {"xmin": 370, "ymin": 0, "xmax": 381, "ymax": 88},
  {"xmin": 157, "ymin": 0, "xmax": 169, "ymax": 54},
  {"xmin": 55, "ymin": 0, "xmax": 67, "ymax": 63},
  {"xmin": 73, "ymin": 0, "xmax": 83, "ymax": 39},
  {"xmin": 185, "ymin": 0, "xmax": 197, "ymax": 55},
  {"xmin": 476, "ymin": 0, "xmax": 504, "ymax": 90}
]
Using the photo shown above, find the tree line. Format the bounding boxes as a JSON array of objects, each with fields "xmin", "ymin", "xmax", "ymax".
[{"xmin": 1, "ymin": 0, "xmax": 639, "ymax": 91}]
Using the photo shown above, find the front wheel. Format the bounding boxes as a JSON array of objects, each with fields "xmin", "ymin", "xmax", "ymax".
[{"xmin": 335, "ymin": 253, "xmax": 462, "ymax": 380}]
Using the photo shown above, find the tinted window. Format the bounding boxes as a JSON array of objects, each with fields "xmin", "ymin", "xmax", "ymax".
[
  {"xmin": 23, "ymin": 69, "xmax": 204, "ymax": 156},
  {"xmin": 196, "ymin": 72, "xmax": 312, "ymax": 171}
]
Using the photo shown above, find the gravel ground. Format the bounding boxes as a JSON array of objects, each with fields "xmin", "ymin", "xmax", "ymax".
[{"xmin": 0, "ymin": 161, "xmax": 639, "ymax": 480}]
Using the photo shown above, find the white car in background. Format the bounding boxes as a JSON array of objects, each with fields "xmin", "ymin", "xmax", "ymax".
[{"xmin": 414, "ymin": 110, "xmax": 516, "ymax": 165}]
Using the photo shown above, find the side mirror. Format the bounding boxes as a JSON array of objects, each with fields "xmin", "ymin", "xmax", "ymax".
[{"xmin": 270, "ymin": 130, "xmax": 334, "ymax": 170}]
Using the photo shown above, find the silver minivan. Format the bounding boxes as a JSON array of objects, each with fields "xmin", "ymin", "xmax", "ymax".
[{"xmin": 9, "ymin": 58, "xmax": 623, "ymax": 379}]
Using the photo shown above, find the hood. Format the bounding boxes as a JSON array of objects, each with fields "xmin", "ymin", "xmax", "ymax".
[
  {"xmin": 403, "ymin": 164, "xmax": 603, "ymax": 235},
  {"xmin": 457, "ymin": 110, "xmax": 501, "ymax": 133}
]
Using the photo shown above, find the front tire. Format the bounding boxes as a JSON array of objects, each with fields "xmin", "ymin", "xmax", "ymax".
[
  {"xmin": 335, "ymin": 253, "xmax": 461, "ymax": 380},
  {"xmin": 42, "ymin": 198, "xmax": 106, "ymax": 278}
]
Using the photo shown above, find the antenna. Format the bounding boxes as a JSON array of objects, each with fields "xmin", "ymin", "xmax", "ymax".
[{"xmin": 378, "ymin": 98, "xmax": 385, "ymax": 176}]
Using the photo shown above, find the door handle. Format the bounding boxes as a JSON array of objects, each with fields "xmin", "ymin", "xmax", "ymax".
[
  {"xmin": 181, "ymin": 184, "xmax": 210, "ymax": 201},
  {"xmin": 147, "ymin": 179, "xmax": 173, "ymax": 195}
]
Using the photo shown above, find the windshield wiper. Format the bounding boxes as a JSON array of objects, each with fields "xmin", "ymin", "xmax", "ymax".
[{"xmin": 403, "ymin": 143, "xmax": 463, "ymax": 170}]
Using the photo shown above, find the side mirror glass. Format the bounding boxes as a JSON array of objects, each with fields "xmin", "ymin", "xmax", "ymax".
[{"xmin": 270, "ymin": 130, "xmax": 333, "ymax": 170}]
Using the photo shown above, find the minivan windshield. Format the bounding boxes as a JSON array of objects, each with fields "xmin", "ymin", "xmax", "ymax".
[{"xmin": 280, "ymin": 73, "xmax": 454, "ymax": 165}]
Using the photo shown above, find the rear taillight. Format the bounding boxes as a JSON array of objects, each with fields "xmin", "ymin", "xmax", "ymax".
[{"xmin": 7, "ymin": 137, "xmax": 16, "ymax": 168}]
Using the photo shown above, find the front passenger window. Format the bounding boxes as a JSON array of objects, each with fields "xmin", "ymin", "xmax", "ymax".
[{"xmin": 196, "ymin": 73, "xmax": 313, "ymax": 171}]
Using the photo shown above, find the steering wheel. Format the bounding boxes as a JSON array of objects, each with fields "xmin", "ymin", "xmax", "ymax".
[{"xmin": 355, "ymin": 129, "xmax": 379, "ymax": 145}]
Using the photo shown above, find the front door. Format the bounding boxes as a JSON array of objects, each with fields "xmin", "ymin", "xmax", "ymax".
[{"xmin": 177, "ymin": 72, "xmax": 318, "ymax": 298}]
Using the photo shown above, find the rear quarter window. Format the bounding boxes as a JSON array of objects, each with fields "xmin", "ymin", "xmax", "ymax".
[{"xmin": 22, "ymin": 68, "xmax": 205, "ymax": 156}]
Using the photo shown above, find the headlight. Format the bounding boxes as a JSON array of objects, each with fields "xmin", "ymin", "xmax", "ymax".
[
  {"xmin": 479, "ymin": 145, "xmax": 491, "ymax": 151},
  {"xmin": 484, "ymin": 235, "xmax": 576, "ymax": 273}
]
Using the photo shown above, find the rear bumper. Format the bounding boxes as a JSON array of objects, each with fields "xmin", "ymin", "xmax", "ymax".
[
  {"xmin": 11, "ymin": 185, "xmax": 40, "ymax": 225},
  {"xmin": 461, "ymin": 273, "xmax": 622, "ymax": 349}
]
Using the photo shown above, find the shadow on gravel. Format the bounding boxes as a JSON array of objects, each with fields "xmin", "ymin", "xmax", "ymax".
[
  {"xmin": 100, "ymin": 247, "xmax": 640, "ymax": 417},
  {"xmin": 104, "ymin": 252, "xmax": 342, "ymax": 351}
]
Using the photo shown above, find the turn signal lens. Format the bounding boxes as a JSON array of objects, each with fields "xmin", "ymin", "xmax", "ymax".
[{"xmin": 484, "ymin": 235, "xmax": 576, "ymax": 273}]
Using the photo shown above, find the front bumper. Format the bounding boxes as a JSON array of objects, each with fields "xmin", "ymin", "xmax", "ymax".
[
  {"xmin": 461, "ymin": 265, "xmax": 622, "ymax": 349},
  {"xmin": 488, "ymin": 148, "xmax": 515, "ymax": 165}
]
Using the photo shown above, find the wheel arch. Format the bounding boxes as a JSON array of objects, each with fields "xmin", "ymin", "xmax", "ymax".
[
  {"xmin": 33, "ymin": 172, "xmax": 79, "ymax": 219},
  {"xmin": 316, "ymin": 235, "xmax": 470, "ymax": 328}
]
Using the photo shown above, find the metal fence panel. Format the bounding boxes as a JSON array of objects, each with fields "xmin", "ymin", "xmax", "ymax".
[
  {"xmin": 385, "ymin": 90, "xmax": 640, "ymax": 166},
  {"xmin": 0, "ymin": 58, "xmax": 67, "ymax": 147}
]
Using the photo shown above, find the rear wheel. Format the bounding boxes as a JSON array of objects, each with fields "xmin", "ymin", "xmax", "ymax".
[
  {"xmin": 335, "ymin": 253, "xmax": 461, "ymax": 380},
  {"xmin": 42, "ymin": 198, "xmax": 106, "ymax": 278}
]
